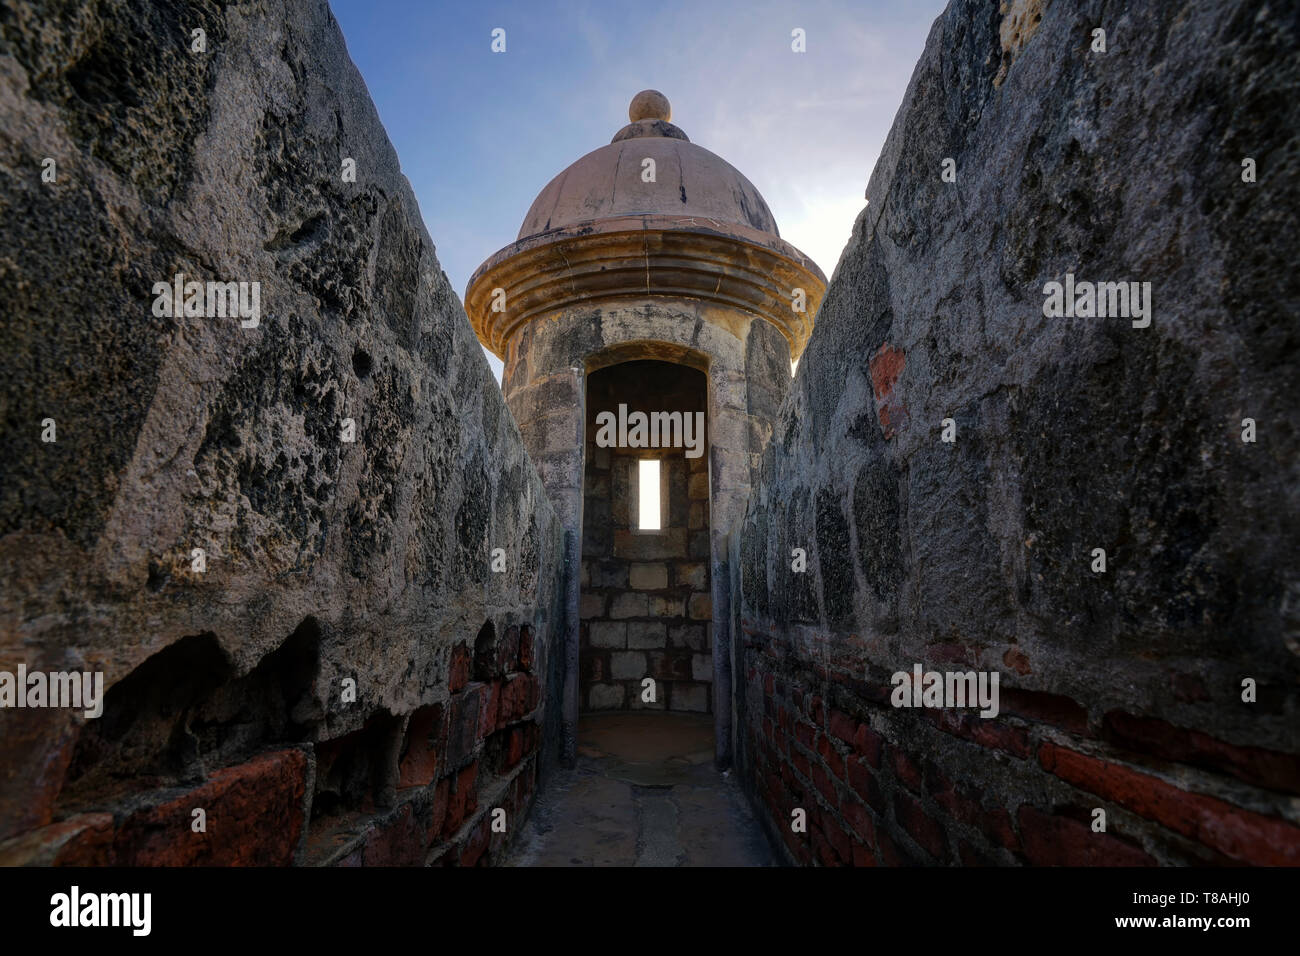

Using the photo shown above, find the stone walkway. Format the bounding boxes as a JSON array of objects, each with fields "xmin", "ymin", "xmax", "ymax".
[{"xmin": 505, "ymin": 713, "xmax": 776, "ymax": 867}]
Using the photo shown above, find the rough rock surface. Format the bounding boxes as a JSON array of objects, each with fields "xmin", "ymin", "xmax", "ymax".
[
  {"xmin": 0, "ymin": 0, "xmax": 564, "ymax": 865},
  {"xmin": 734, "ymin": 0, "xmax": 1300, "ymax": 865}
]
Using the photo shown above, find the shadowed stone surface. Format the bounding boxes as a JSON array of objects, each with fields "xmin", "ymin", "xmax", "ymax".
[
  {"xmin": 734, "ymin": 0, "xmax": 1300, "ymax": 866},
  {"xmin": 0, "ymin": 0, "xmax": 565, "ymax": 865}
]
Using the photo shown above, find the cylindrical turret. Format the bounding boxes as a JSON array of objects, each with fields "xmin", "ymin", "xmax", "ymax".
[{"xmin": 465, "ymin": 92, "xmax": 826, "ymax": 765}]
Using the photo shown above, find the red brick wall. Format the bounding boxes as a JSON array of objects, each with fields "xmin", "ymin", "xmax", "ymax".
[
  {"xmin": 0, "ymin": 621, "xmax": 547, "ymax": 867},
  {"xmin": 739, "ymin": 629, "xmax": 1300, "ymax": 866}
]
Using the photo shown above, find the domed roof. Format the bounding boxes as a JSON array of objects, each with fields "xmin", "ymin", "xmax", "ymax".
[
  {"xmin": 466, "ymin": 91, "xmax": 827, "ymax": 363},
  {"xmin": 517, "ymin": 91, "xmax": 780, "ymax": 240}
]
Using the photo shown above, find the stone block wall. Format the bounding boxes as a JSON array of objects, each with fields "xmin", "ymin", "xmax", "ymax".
[
  {"xmin": 0, "ymin": 0, "xmax": 566, "ymax": 866},
  {"xmin": 580, "ymin": 361, "xmax": 713, "ymax": 713},
  {"xmin": 731, "ymin": 0, "xmax": 1300, "ymax": 865}
]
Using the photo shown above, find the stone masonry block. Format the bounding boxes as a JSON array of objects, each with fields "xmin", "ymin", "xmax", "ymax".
[
  {"xmin": 589, "ymin": 622, "xmax": 627, "ymax": 648},
  {"xmin": 610, "ymin": 651, "xmax": 647, "ymax": 680},
  {"xmin": 629, "ymin": 562, "xmax": 669, "ymax": 589},
  {"xmin": 628, "ymin": 621, "xmax": 667, "ymax": 649}
]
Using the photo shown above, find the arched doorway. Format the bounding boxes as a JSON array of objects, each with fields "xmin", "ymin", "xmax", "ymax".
[{"xmin": 577, "ymin": 358, "xmax": 714, "ymax": 763}]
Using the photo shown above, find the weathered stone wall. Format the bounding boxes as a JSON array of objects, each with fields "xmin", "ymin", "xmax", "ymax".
[
  {"xmin": 0, "ymin": 0, "xmax": 565, "ymax": 866},
  {"xmin": 580, "ymin": 361, "xmax": 713, "ymax": 713},
  {"xmin": 734, "ymin": 0, "xmax": 1300, "ymax": 865}
]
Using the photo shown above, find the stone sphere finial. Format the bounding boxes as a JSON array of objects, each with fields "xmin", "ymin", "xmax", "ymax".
[{"xmin": 629, "ymin": 90, "xmax": 671, "ymax": 123}]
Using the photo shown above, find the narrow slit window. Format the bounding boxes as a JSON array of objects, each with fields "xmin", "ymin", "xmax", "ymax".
[{"xmin": 638, "ymin": 459, "xmax": 661, "ymax": 531}]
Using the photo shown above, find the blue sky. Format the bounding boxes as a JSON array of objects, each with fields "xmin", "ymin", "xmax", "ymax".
[{"xmin": 327, "ymin": 0, "xmax": 948, "ymax": 379}]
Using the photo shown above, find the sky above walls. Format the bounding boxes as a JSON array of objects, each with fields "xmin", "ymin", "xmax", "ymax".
[{"xmin": 327, "ymin": 0, "xmax": 949, "ymax": 381}]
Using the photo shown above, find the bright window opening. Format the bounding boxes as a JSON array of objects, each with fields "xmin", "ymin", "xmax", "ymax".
[{"xmin": 638, "ymin": 459, "xmax": 661, "ymax": 531}]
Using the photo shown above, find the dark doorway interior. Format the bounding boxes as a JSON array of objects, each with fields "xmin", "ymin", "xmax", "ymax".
[{"xmin": 579, "ymin": 360, "xmax": 711, "ymax": 717}]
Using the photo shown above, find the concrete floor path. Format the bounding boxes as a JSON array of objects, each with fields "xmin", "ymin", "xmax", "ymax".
[{"xmin": 505, "ymin": 712, "xmax": 777, "ymax": 867}]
